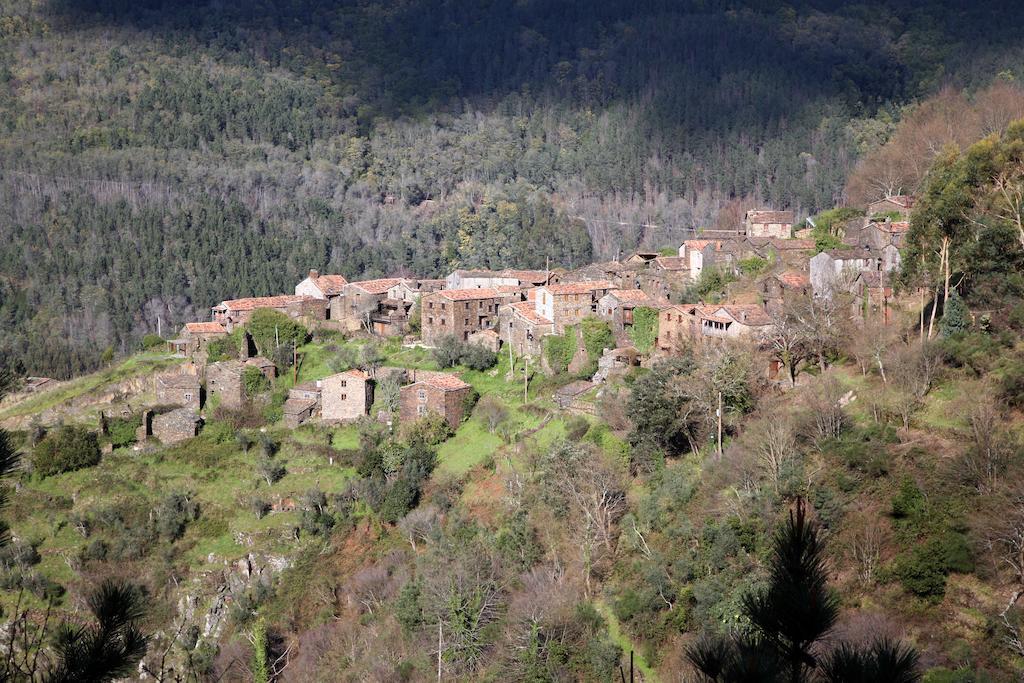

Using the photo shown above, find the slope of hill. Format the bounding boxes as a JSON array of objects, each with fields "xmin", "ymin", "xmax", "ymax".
[{"xmin": 4, "ymin": 0, "xmax": 1024, "ymax": 376}]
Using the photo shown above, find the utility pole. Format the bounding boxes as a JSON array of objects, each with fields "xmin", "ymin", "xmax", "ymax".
[
  {"xmin": 157, "ymin": 314, "xmax": 162, "ymax": 338},
  {"xmin": 293, "ymin": 344, "xmax": 298, "ymax": 384},
  {"xmin": 716, "ymin": 391, "xmax": 723, "ymax": 459}
]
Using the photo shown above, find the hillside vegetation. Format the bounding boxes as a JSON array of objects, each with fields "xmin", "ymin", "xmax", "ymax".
[
  {"xmin": 4, "ymin": 0, "xmax": 1024, "ymax": 375},
  {"xmin": 1, "ymin": 117, "xmax": 1024, "ymax": 679}
]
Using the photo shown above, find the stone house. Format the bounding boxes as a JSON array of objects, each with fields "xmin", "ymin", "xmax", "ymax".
[
  {"xmin": 445, "ymin": 269, "xmax": 555, "ymax": 290},
  {"xmin": 283, "ymin": 381, "xmax": 322, "ymax": 428},
  {"xmin": 656, "ymin": 304, "xmax": 716, "ymax": 355},
  {"xmin": 467, "ymin": 329, "xmax": 501, "ymax": 353},
  {"xmin": 560, "ymin": 262, "xmax": 629, "ymax": 287},
  {"xmin": 386, "ymin": 279, "xmax": 442, "ymax": 304},
  {"xmin": 206, "ymin": 360, "xmax": 246, "ymax": 409},
  {"xmin": 399, "ymin": 374, "xmax": 473, "ymax": 429},
  {"xmin": 321, "ymin": 370, "xmax": 373, "ymax": 422},
  {"xmin": 245, "ymin": 356, "xmax": 277, "ymax": 380},
  {"xmin": 295, "ymin": 269, "xmax": 349, "ymax": 300},
  {"xmin": 679, "ymin": 239, "xmax": 720, "ymax": 281},
  {"xmin": 593, "ymin": 346, "xmax": 641, "ymax": 383},
  {"xmin": 155, "ymin": 372, "xmax": 201, "ymax": 411},
  {"xmin": 810, "ymin": 248, "xmax": 891, "ymax": 300},
  {"xmin": 744, "ymin": 209, "xmax": 795, "ymax": 238},
  {"xmin": 370, "ymin": 297, "xmax": 414, "ymax": 337},
  {"xmin": 867, "ymin": 195, "xmax": 915, "ymax": 219},
  {"xmin": 757, "ymin": 271, "xmax": 811, "ymax": 315},
  {"xmin": 151, "ymin": 408, "xmax": 202, "ymax": 445},
  {"xmin": 421, "ymin": 288, "xmax": 515, "ymax": 345},
  {"xmin": 623, "ymin": 252, "xmax": 660, "ymax": 266},
  {"xmin": 295, "ymin": 269, "xmax": 349, "ymax": 321},
  {"xmin": 702, "ymin": 305, "xmax": 773, "ymax": 340},
  {"xmin": 336, "ymin": 279, "xmax": 406, "ymax": 330},
  {"xmin": 497, "ymin": 300, "xmax": 554, "ymax": 357},
  {"xmin": 597, "ymin": 289, "xmax": 664, "ymax": 341},
  {"xmin": 534, "ymin": 281, "xmax": 614, "ymax": 334},
  {"xmin": 170, "ymin": 322, "xmax": 227, "ymax": 358},
  {"xmin": 211, "ymin": 295, "xmax": 323, "ymax": 329}
]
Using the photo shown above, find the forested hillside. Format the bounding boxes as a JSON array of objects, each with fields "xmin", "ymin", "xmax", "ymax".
[{"xmin": 3, "ymin": 0, "xmax": 1024, "ymax": 375}]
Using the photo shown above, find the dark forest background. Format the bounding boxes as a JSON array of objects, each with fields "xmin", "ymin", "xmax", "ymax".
[{"xmin": 2, "ymin": 0, "xmax": 1024, "ymax": 376}]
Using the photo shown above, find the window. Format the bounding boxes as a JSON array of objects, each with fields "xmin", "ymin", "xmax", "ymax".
[
  {"xmin": 340, "ymin": 380, "xmax": 347, "ymax": 388},
  {"xmin": 465, "ymin": 302, "xmax": 470, "ymax": 310},
  {"xmin": 341, "ymin": 394, "xmax": 347, "ymax": 401},
  {"xmin": 428, "ymin": 316, "xmax": 434, "ymax": 324},
  {"xmin": 428, "ymin": 301, "xmax": 434, "ymax": 309},
  {"xmin": 441, "ymin": 318, "xmax": 445, "ymax": 325},
  {"xmin": 464, "ymin": 318, "xmax": 469, "ymax": 325},
  {"xmin": 184, "ymin": 393, "xmax": 193, "ymax": 401},
  {"xmin": 441, "ymin": 303, "xmax": 446, "ymax": 311},
  {"xmin": 417, "ymin": 390, "xmax": 426, "ymax": 402},
  {"xmin": 417, "ymin": 405, "xmax": 427, "ymax": 416}
]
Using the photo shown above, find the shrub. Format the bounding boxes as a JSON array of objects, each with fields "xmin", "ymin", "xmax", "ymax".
[
  {"xmin": 247, "ymin": 309, "xmax": 308, "ymax": 358},
  {"xmin": 243, "ymin": 366, "xmax": 271, "ymax": 395},
  {"xmin": 32, "ymin": 425, "xmax": 101, "ymax": 477},
  {"xmin": 141, "ymin": 333, "xmax": 165, "ymax": 350},
  {"xmin": 401, "ymin": 413, "xmax": 453, "ymax": 447},
  {"xmin": 627, "ymin": 306, "xmax": 659, "ymax": 353},
  {"xmin": 431, "ymin": 335, "xmax": 497, "ymax": 370},
  {"xmin": 106, "ymin": 414, "xmax": 142, "ymax": 449},
  {"xmin": 738, "ymin": 256, "xmax": 770, "ymax": 277},
  {"xmin": 894, "ymin": 532, "xmax": 974, "ymax": 600},
  {"xmin": 998, "ymin": 355, "xmax": 1024, "ymax": 408},
  {"xmin": 544, "ymin": 331, "xmax": 576, "ymax": 374}
]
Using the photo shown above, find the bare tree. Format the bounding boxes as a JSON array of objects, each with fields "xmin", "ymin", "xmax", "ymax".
[
  {"xmin": 745, "ymin": 416, "xmax": 797, "ymax": 494},
  {"xmin": 960, "ymin": 392, "xmax": 1017, "ymax": 494}
]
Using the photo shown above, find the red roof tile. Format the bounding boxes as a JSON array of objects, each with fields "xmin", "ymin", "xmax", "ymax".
[
  {"xmin": 436, "ymin": 288, "xmax": 508, "ymax": 301},
  {"xmin": 653, "ymin": 256, "xmax": 687, "ymax": 270},
  {"xmin": 420, "ymin": 374, "xmax": 471, "ymax": 391},
  {"xmin": 218, "ymin": 295, "xmax": 310, "ymax": 311},
  {"xmin": 184, "ymin": 322, "xmax": 227, "ymax": 334},
  {"xmin": 349, "ymin": 278, "xmax": 404, "ymax": 295},
  {"xmin": 777, "ymin": 271, "xmax": 810, "ymax": 288},
  {"xmin": 716, "ymin": 305, "xmax": 772, "ymax": 326},
  {"xmin": 311, "ymin": 274, "xmax": 349, "ymax": 295},
  {"xmin": 509, "ymin": 301, "xmax": 553, "ymax": 325}
]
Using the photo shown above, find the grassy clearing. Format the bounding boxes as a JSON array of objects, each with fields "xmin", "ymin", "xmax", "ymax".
[
  {"xmin": 594, "ymin": 599, "xmax": 660, "ymax": 682},
  {"xmin": 0, "ymin": 352, "xmax": 183, "ymax": 420}
]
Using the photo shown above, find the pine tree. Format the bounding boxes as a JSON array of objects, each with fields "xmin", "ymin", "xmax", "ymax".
[{"xmin": 687, "ymin": 499, "xmax": 920, "ymax": 682}]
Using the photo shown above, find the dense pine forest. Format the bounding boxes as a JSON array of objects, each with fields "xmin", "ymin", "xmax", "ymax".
[{"xmin": 3, "ymin": 0, "xmax": 1024, "ymax": 375}]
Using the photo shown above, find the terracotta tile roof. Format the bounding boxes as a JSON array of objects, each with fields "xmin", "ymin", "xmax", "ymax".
[
  {"xmin": 436, "ymin": 288, "xmax": 506, "ymax": 301},
  {"xmin": 683, "ymin": 239, "xmax": 720, "ymax": 251},
  {"xmin": 510, "ymin": 301, "xmax": 553, "ymax": 325},
  {"xmin": 349, "ymin": 278, "xmax": 405, "ymax": 295},
  {"xmin": 716, "ymin": 305, "xmax": 772, "ymax": 326},
  {"xmin": 700, "ymin": 313, "xmax": 733, "ymax": 324},
  {"xmin": 419, "ymin": 374, "xmax": 471, "ymax": 391},
  {"xmin": 606, "ymin": 289, "xmax": 657, "ymax": 305},
  {"xmin": 311, "ymin": 274, "xmax": 349, "ymax": 295},
  {"xmin": 878, "ymin": 221, "xmax": 910, "ymax": 233},
  {"xmin": 663, "ymin": 303, "xmax": 716, "ymax": 317},
  {"xmin": 653, "ymin": 256, "xmax": 687, "ymax": 270},
  {"xmin": 746, "ymin": 209, "xmax": 795, "ymax": 224},
  {"xmin": 184, "ymin": 322, "xmax": 227, "ymax": 334},
  {"xmin": 218, "ymin": 295, "xmax": 309, "ymax": 311},
  {"xmin": 777, "ymin": 271, "xmax": 810, "ymax": 288},
  {"xmin": 338, "ymin": 369, "xmax": 369, "ymax": 380},
  {"xmin": 543, "ymin": 280, "xmax": 614, "ymax": 296},
  {"xmin": 499, "ymin": 269, "xmax": 551, "ymax": 283}
]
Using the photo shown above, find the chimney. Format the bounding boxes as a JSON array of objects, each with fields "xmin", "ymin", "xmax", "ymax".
[{"xmin": 309, "ymin": 269, "xmax": 320, "ymax": 279}]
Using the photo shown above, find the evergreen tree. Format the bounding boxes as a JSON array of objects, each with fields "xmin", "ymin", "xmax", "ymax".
[{"xmin": 687, "ymin": 499, "xmax": 920, "ymax": 683}]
